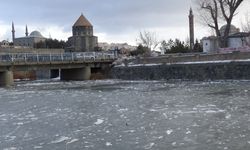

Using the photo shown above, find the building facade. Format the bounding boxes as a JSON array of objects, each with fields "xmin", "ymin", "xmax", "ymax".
[
  {"xmin": 202, "ymin": 36, "xmax": 219, "ymax": 53},
  {"xmin": 67, "ymin": 14, "xmax": 98, "ymax": 52}
]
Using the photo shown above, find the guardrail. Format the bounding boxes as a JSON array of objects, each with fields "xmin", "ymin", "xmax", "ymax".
[{"xmin": 0, "ymin": 52, "xmax": 116, "ymax": 63}]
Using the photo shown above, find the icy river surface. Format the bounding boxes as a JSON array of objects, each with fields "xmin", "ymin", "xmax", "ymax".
[{"xmin": 1, "ymin": 80, "xmax": 250, "ymax": 150}]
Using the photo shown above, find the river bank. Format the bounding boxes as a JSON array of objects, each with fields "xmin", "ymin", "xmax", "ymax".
[{"xmin": 111, "ymin": 60, "xmax": 250, "ymax": 80}]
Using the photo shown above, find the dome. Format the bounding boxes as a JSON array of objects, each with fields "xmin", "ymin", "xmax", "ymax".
[
  {"xmin": 220, "ymin": 24, "xmax": 239, "ymax": 36},
  {"xmin": 29, "ymin": 31, "xmax": 44, "ymax": 38}
]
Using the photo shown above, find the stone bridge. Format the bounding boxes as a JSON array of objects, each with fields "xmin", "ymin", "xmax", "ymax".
[{"xmin": 0, "ymin": 52, "xmax": 116, "ymax": 86}]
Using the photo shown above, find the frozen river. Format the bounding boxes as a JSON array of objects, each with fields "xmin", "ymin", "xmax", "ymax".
[{"xmin": 1, "ymin": 79, "xmax": 250, "ymax": 150}]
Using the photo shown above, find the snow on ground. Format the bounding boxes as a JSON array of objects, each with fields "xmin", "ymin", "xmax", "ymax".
[{"xmin": 115, "ymin": 59, "xmax": 250, "ymax": 67}]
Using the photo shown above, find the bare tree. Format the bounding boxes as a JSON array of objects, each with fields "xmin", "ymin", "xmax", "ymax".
[
  {"xmin": 218, "ymin": 0, "xmax": 244, "ymax": 46},
  {"xmin": 196, "ymin": 0, "xmax": 245, "ymax": 47},
  {"xmin": 136, "ymin": 30, "xmax": 159, "ymax": 51},
  {"xmin": 197, "ymin": 0, "xmax": 222, "ymax": 37},
  {"xmin": 241, "ymin": 12, "xmax": 250, "ymax": 32}
]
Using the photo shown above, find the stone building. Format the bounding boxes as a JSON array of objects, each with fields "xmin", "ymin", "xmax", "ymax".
[
  {"xmin": 202, "ymin": 25, "xmax": 250, "ymax": 53},
  {"xmin": 12, "ymin": 23, "xmax": 46, "ymax": 48},
  {"xmin": 67, "ymin": 14, "xmax": 98, "ymax": 52}
]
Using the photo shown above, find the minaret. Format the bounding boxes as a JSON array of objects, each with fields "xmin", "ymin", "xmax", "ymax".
[
  {"xmin": 189, "ymin": 8, "xmax": 194, "ymax": 50},
  {"xmin": 12, "ymin": 22, "xmax": 15, "ymax": 43},
  {"xmin": 25, "ymin": 25, "xmax": 29, "ymax": 37}
]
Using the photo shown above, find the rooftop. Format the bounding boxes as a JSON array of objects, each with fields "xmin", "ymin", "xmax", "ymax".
[
  {"xmin": 73, "ymin": 14, "xmax": 92, "ymax": 27},
  {"xmin": 29, "ymin": 31, "xmax": 44, "ymax": 38}
]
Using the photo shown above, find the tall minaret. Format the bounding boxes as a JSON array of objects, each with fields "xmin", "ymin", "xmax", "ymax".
[
  {"xmin": 25, "ymin": 25, "xmax": 29, "ymax": 37},
  {"xmin": 12, "ymin": 22, "xmax": 15, "ymax": 43},
  {"xmin": 189, "ymin": 8, "xmax": 194, "ymax": 50}
]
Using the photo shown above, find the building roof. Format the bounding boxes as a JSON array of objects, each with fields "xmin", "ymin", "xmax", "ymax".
[
  {"xmin": 73, "ymin": 14, "xmax": 92, "ymax": 27},
  {"xmin": 228, "ymin": 32, "xmax": 250, "ymax": 38},
  {"xmin": 202, "ymin": 36, "xmax": 218, "ymax": 40},
  {"xmin": 29, "ymin": 31, "xmax": 44, "ymax": 38},
  {"xmin": 220, "ymin": 24, "xmax": 239, "ymax": 36}
]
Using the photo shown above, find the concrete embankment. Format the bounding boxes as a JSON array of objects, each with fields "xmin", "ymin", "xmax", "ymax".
[{"xmin": 111, "ymin": 61, "xmax": 250, "ymax": 80}]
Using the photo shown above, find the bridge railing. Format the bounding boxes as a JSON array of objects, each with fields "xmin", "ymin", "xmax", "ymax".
[{"xmin": 0, "ymin": 52, "xmax": 116, "ymax": 63}]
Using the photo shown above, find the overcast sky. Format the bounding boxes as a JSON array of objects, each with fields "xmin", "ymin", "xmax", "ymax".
[{"xmin": 0, "ymin": 0, "xmax": 249, "ymax": 45}]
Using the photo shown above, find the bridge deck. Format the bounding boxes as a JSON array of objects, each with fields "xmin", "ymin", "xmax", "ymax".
[{"xmin": 0, "ymin": 52, "xmax": 116, "ymax": 71}]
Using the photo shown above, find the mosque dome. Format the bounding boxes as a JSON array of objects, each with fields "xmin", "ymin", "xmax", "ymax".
[
  {"xmin": 29, "ymin": 31, "xmax": 44, "ymax": 38},
  {"xmin": 220, "ymin": 24, "xmax": 239, "ymax": 36}
]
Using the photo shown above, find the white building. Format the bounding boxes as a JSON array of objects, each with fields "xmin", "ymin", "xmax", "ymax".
[
  {"xmin": 202, "ymin": 25, "xmax": 250, "ymax": 53},
  {"xmin": 228, "ymin": 32, "xmax": 250, "ymax": 48},
  {"xmin": 98, "ymin": 42, "xmax": 136, "ymax": 51},
  {"xmin": 202, "ymin": 36, "xmax": 219, "ymax": 53}
]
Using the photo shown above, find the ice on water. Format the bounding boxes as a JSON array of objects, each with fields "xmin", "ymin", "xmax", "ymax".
[
  {"xmin": 94, "ymin": 119, "xmax": 104, "ymax": 125},
  {"xmin": 0, "ymin": 80, "xmax": 250, "ymax": 149},
  {"xmin": 51, "ymin": 136, "xmax": 71, "ymax": 144}
]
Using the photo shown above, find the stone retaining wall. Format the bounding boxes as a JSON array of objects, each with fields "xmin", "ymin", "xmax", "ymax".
[
  {"xmin": 132, "ymin": 52, "xmax": 250, "ymax": 65},
  {"xmin": 111, "ymin": 62, "xmax": 250, "ymax": 80}
]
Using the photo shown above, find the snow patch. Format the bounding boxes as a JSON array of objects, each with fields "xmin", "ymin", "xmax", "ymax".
[
  {"xmin": 11, "ymin": 91, "xmax": 36, "ymax": 95},
  {"xmin": 3, "ymin": 147, "xmax": 18, "ymax": 150},
  {"xmin": 34, "ymin": 146, "xmax": 43, "ymax": 149},
  {"xmin": 118, "ymin": 59, "xmax": 250, "ymax": 68},
  {"xmin": 225, "ymin": 113, "xmax": 232, "ymax": 119},
  {"xmin": 118, "ymin": 108, "xmax": 128, "ymax": 112},
  {"xmin": 144, "ymin": 143, "xmax": 155, "ymax": 149},
  {"xmin": 124, "ymin": 130, "xmax": 135, "ymax": 133},
  {"xmin": 186, "ymin": 131, "xmax": 191, "ymax": 134},
  {"xmin": 166, "ymin": 129, "xmax": 173, "ymax": 135},
  {"xmin": 106, "ymin": 142, "xmax": 112, "ymax": 146},
  {"xmin": 94, "ymin": 119, "xmax": 104, "ymax": 125},
  {"xmin": 67, "ymin": 139, "xmax": 79, "ymax": 144},
  {"xmin": 172, "ymin": 142, "xmax": 177, "ymax": 146},
  {"xmin": 51, "ymin": 136, "xmax": 70, "ymax": 144}
]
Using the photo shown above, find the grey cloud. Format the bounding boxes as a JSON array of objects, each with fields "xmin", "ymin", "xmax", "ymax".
[{"xmin": 1, "ymin": 0, "xmax": 190, "ymax": 38}]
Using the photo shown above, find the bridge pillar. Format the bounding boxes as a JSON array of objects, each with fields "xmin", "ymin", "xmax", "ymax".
[
  {"xmin": 0, "ymin": 71, "xmax": 14, "ymax": 87},
  {"xmin": 60, "ymin": 67, "xmax": 91, "ymax": 81}
]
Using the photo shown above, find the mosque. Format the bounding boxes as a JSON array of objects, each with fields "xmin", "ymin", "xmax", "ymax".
[
  {"xmin": 11, "ymin": 23, "xmax": 46, "ymax": 48},
  {"xmin": 11, "ymin": 14, "xmax": 98, "ymax": 51}
]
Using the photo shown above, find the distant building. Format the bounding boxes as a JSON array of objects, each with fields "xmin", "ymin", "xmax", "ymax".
[
  {"xmin": 202, "ymin": 25, "xmax": 250, "ymax": 53},
  {"xmin": 12, "ymin": 23, "xmax": 46, "ymax": 48},
  {"xmin": 98, "ymin": 42, "xmax": 136, "ymax": 55},
  {"xmin": 0, "ymin": 40, "xmax": 10, "ymax": 48},
  {"xmin": 67, "ymin": 14, "xmax": 98, "ymax": 52}
]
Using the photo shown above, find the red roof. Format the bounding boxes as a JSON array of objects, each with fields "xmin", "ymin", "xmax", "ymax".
[{"xmin": 73, "ymin": 14, "xmax": 92, "ymax": 27}]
